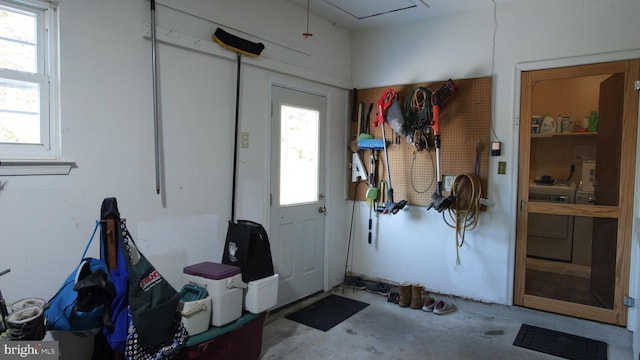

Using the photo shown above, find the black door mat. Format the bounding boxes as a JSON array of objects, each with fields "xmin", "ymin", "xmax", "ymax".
[
  {"xmin": 513, "ymin": 324, "xmax": 607, "ymax": 360},
  {"xmin": 285, "ymin": 294, "xmax": 369, "ymax": 332}
]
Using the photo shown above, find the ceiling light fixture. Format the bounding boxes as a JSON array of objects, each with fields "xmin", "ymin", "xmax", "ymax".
[{"xmin": 303, "ymin": 0, "xmax": 313, "ymax": 38}]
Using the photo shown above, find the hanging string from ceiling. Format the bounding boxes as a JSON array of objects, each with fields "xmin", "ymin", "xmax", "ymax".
[{"xmin": 303, "ymin": 0, "xmax": 313, "ymax": 38}]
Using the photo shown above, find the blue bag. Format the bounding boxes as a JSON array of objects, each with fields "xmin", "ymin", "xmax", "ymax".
[
  {"xmin": 100, "ymin": 197, "xmax": 130, "ymax": 352},
  {"xmin": 45, "ymin": 222, "xmax": 115, "ymax": 332},
  {"xmin": 103, "ymin": 229, "xmax": 129, "ymax": 351}
]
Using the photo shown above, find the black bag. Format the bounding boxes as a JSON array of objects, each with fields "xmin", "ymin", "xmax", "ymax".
[
  {"xmin": 119, "ymin": 222, "xmax": 180, "ymax": 347},
  {"xmin": 222, "ymin": 220, "xmax": 274, "ymax": 283}
]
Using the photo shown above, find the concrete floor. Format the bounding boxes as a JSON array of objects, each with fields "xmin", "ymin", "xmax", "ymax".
[{"xmin": 260, "ymin": 287, "xmax": 633, "ymax": 359}]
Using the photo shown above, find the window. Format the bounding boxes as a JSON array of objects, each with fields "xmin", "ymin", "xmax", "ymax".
[
  {"xmin": 0, "ymin": 0, "xmax": 58, "ymax": 161},
  {"xmin": 279, "ymin": 104, "xmax": 320, "ymax": 206}
]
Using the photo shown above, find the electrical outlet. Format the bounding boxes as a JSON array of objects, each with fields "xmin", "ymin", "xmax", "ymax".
[
  {"xmin": 443, "ymin": 175, "xmax": 455, "ymax": 192},
  {"xmin": 498, "ymin": 161, "xmax": 507, "ymax": 175}
]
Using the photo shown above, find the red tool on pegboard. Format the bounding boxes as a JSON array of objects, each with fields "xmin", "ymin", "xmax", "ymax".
[{"xmin": 427, "ymin": 79, "xmax": 457, "ymax": 212}]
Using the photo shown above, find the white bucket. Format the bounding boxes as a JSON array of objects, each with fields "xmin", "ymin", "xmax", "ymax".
[{"xmin": 179, "ymin": 297, "xmax": 211, "ymax": 336}]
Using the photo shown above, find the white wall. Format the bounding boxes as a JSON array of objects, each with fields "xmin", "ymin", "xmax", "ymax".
[
  {"xmin": 0, "ymin": 0, "xmax": 351, "ymax": 306},
  {"xmin": 349, "ymin": 0, "xmax": 640, "ymax": 355}
]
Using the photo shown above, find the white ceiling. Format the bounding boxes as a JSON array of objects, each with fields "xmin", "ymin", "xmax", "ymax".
[{"xmin": 285, "ymin": 0, "xmax": 503, "ymax": 30}]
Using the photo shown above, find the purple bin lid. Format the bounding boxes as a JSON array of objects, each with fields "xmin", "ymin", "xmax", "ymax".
[{"xmin": 183, "ymin": 262, "xmax": 241, "ymax": 280}]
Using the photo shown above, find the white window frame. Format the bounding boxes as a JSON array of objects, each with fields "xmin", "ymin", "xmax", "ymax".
[{"xmin": 0, "ymin": 0, "xmax": 72, "ymax": 175}]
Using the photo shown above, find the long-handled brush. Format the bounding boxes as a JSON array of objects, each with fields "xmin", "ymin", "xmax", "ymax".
[{"xmin": 212, "ymin": 28, "xmax": 264, "ymax": 222}]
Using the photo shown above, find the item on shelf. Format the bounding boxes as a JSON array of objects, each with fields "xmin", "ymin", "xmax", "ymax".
[
  {"xmin": 582, "ymin": 116, "xmax": 589, "ymax": 130},
  {"xmin": 531, "ymin": 115, "xmax": 540, "ymax": 134},
  {"xmin": 540, "ymin": 114, "xmax": 556, "ymax": 134},
  {"xmin": 561, "ymin": 116, "xmax": 571, "ymax": 133},
  {"xmin": 533, "ymin": 175, "xmax": 555, "ymax": 185},
  {"xmin": 588, "ymin": 110, "xmax": 598, "ymax": 132}
]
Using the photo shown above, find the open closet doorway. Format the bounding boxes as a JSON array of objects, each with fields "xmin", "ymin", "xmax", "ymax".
[
  {"xmin": 270, "ymin": 84, "xmax": 327, "ymax": 308},
  {"xmin": 514, "ymin": 59, "xmax": 640, "ymax": 326}
]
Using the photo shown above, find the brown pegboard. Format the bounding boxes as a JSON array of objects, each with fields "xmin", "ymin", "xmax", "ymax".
[{"xmin": 348, "ymin": 77, "xmax": 492, "ymax": 207}]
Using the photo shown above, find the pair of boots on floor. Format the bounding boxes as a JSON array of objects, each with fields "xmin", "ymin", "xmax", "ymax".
[
  {"xmin": 397, "ymin": 283, "xmax": 425, "ymax": 309},
  {"xmin": 396, "ymin": 283, "xmax": 455, "ymax": 315}
]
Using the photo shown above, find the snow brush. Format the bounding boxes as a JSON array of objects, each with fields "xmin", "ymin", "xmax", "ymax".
[{"xmin": 212, "ymin": 28, "xmax": 264, "ymax": 57}]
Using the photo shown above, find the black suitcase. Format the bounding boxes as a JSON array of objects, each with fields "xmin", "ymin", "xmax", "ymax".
[{"xmin": 222, "ymin": 220, "xmax": 275, "ymax": 283}]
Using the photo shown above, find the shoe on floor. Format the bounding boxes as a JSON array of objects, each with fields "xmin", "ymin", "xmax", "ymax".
[
  {"xmin": 366, "ymin": 282, "xmax": 390, "ymax": 296},
  {"xmin": 421, "ymin": 296, "xmax": 435, "ymax": 312},
  {"xmin": 398, "ymin": 282, "xmax": 411, "ymax": 307},
  {"xmin": 344, "ymin": 276, "xmax": 366, "ymax": 290},
  {"xmin": 433, "ymin": 300, "xmax": 455, "ymax": 315},
  {"xmin": 387, "ymin": 291, "xmax": 399, "ymax": 303},
  {"xmin": 410, "ymin": 283, "xmax": 424, "ymax": 309}
]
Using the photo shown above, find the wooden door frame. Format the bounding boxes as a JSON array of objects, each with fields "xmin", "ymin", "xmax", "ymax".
[{"xmin": 514, "ymin": 59, "xmax": 639, "ymax": 326}]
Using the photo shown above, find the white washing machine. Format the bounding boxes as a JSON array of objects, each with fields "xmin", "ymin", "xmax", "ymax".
[{"xmin": 527, "ymin": 181, "xmax": 576, "ymax": 262}]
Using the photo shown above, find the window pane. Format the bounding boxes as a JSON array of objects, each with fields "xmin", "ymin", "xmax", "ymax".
[
  {"xmin": 529, "ymin": 74, "xmax": 623, "ymax": 206},
  {"xmin": 0, "ymin": 7, "xmax": 37, "ymax": 72},
  {"xmin": 0, "ymin": 8, "xmax": 36, "ymax": 42},
  {"xmin": 0, "ymin": 78, "xmax": 40, "ymax": 143},
  {"xmin": 280, "ymin": 105, "xmax": 319, "ymax": 206},
  {"xmin": 0, "ymin": 38, "xmax": 36, "ymax": 72}
]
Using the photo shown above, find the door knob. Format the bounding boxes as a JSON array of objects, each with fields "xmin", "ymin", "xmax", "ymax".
[{"xmin": 318, "ymin": 206, "xmax": 327, "ymax": 214}]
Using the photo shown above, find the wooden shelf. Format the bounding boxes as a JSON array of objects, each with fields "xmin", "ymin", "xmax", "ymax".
[{"xmin": 532, "ymin": 131, "xmax": 597, "ymax": 138}]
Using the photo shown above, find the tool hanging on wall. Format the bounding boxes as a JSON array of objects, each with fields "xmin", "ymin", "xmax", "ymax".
[
  {"xmin": 350, "ymin": 102, "xmax": 369, "ymax": 182},
  {"xmin": 351, "ymin": 152, "xmax": 368, "ymax": 182},
  {"xmin": 404, "ymin": 87, "xmax": 433, "ymax": 146},
  {"xmin": 149, "ymin": 0, "xmax": 162, "ymax": 195},
  {"xmin": 366, "ymin": 148, "xmax": 378, "ymax": 244},
  {"xmin": 358, "ymin": 110, "xmax": 383, "ymax": 238},
  {"xmin": 213, "ymin": 28, "xmax": 265, "ymax": 222},
  {"xmin": 443, "ymin": 173, "xmax": 482, "ymax": 266},
  {"xmin": 374, "ymin": 89, "xmax": 408, "ymax": 215},
  {"xmin": 426, "ymin": 79, "xmax": 457, "ymax": 213},
  {"xmin": 357, "ymin": 110, "xmax": 384, "ymax": 241},
  {"xmin": 350, "ymin": 103, "xmax": 364, "ymax": 152},
  {"xmin": 302, "ymin": 0, "xmax": 313, "ymax": 38},
  {"xmin": 361, "ymin": 103, "xmax": 374, "ymax": 140},
  {"xmin": 351, "ymin": 89, "xmax": 358, "ymax": 123}
]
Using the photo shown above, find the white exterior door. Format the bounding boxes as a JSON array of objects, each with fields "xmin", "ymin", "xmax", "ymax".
[{"xmin": 270, "ymin": 85, "xmax": 326, "ymax": 307}]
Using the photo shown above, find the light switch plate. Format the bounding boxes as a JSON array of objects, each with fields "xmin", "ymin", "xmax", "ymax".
[
  {"xmin": 241, "ymin": 132, "xmax": 249, "ymax": 148},
  {"xmin": 498, "ymin": 161, "xmax": 506, "ymax": 174}
]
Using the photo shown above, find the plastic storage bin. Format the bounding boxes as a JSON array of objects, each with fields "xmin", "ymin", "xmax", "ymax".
[{"xmin": 245, "ymin": 274, "xmax": 279, "ymax": 314}]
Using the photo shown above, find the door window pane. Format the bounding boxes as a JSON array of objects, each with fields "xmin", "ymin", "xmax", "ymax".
[{"xmin": 279, "ymin": 104, "xmax": 319, "ymax": 206}]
